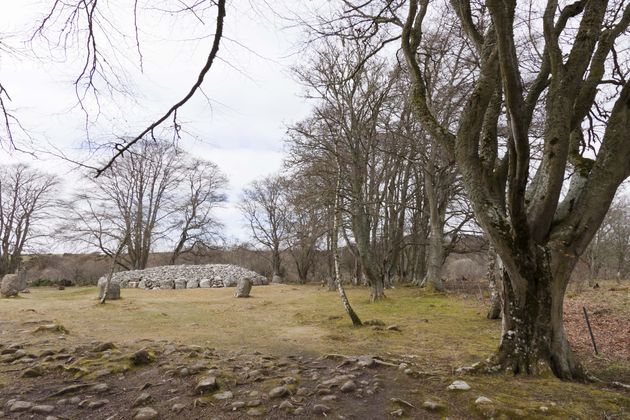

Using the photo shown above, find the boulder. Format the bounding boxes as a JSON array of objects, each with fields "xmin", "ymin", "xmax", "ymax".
[
  {"xmin": 234, "ymin": 278, "xmax": 252, "ymax": 298},
  {"xmin": 1, "ymin": 274, "xmax": 20, "ymax": 297},
  {"xmin": 97, "ymin": 278, "xmax": 121, "ymax": 300}
]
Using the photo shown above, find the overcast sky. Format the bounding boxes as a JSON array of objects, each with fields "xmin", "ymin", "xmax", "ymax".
[{"xmin": 0, "ymin": 1, "xmax": 317, "ymax": 247}]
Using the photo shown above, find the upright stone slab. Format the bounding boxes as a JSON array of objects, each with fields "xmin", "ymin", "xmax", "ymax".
[
  {"xmin": 97, "ymin": 278, "xmax": 121, "ymax": 300},
  {"xmin": 234, "ymin": 278, "xmax": 252, "ymax": 298},
  {"xmin": 1, "ymin": 274, "xmax": 20, "ymax": 297}
]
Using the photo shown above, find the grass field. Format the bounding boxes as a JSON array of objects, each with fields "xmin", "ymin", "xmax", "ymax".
[{"xmin": 1, "ymin": 284, "xmax": 628, "ymax": 419}]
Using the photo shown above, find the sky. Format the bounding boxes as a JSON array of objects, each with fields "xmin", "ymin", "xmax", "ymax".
[{"xmin": 0, "ymin": 1, "xmax": 315, "ymax": 247}]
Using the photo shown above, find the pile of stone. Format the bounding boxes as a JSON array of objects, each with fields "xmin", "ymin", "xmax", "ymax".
[{"xmin": 98, "ymin": 264, "xmax": 268, "ymax": 290}]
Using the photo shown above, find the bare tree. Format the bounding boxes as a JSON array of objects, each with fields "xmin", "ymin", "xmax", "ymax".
[
  {"xmin": 239, "ymin": 175, "xmax": 289, "ymax": 283},
  {"xmin": 170, "ymin": 159, "xmax": 227, "ymax": 264},
  {"xmin": 0, "ymin": 164, "xmax": 58, "ymax": 276},
  {"xmin": 315, "ymin": 0, "xmax": 630, "ymax": 379},
  {"xmin": 63, "ymin": 140, "xmax": 226, "ymax": 270},
  {"xmin": 1, "ymin": 0, "xmax": 225, "ymax": 172}
]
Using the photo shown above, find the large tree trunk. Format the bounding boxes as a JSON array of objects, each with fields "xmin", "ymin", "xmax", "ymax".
[
  {"xmin": 423, "ymin": 173, "xmax": 446, "ymax": 291},
  {"xmin": 493, "ymin": 247, "xmax": 585, "ymax": 380}
]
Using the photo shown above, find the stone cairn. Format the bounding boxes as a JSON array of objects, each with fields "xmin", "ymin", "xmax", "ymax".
[{"xmin": 98, "ymin": 264, "xmax": 268, "ymax": 290}]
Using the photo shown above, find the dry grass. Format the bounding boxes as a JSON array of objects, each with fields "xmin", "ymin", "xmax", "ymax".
[
  {"xmin": 1, "ymin": 284, "xmax": 629, "ymax": 419},
  {"xmin": 0, "ymin": 285, "xmax": 497, "ymax": 368}
]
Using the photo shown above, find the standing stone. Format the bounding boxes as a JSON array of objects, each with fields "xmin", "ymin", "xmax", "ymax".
[
  {"xmin": 272, "ymin": 274, "xmax": 283, "ymax": 284},
  {"xmin": 234, "ymin": 278, "xmax": 252, "ymax": 298},
  {"xmin": 97, "ymin": 278, "xmax": 121, "ymax": 300},
  {"xmin": 1, "ymin": 274, "xmax": 20, "ymax": 297}
]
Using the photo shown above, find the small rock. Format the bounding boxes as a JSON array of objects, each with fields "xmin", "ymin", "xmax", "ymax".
[
  {"xmin": 312, "ymin": 404, "xmax": 330, "ymax": 415},
  {"xmin": 357, "ymin": 356, "xmax": 375, "ymax": 368},
  {"xmin": 398, "ymin": 363, "xmax": 408, "ymax": 370},
  {"xmin": 540, "ymin": 406, "xmax": 549, "ymax": 413},
  {"xmin": 279, "ymin": 400, "xmax": 294, "ymax": 410},
  {"xmin": 171, "ymin": 403, "xmax": 186, "ymax": 413},
  {"xmin": 447, "ymin": 380, "xmax": 471, "ymax": 391},
  {"xmin": 45, "ymin": 417, "xmax": 58, "ymax": 420},
  {"xmin": 390, "ymin": 408, "xmax": 404, "ymax": 416},
  {"xmin": 282, "ymin": 376, "xmax": 297, "ymax": 385},
  {"xmin": 87, "ymin": 399, "xmax": 109, "ymax": 409},
  {"xmin": 231, "ymin": 401, "xmax": 246, "ymax": 410},
  {"xmin": 68, "ymin": 397, "xmax": 81, "ymax": 405},
  {"xmin": 92, "ymin": 342, "xmax": 116, "ymax": 352},
  {"xmin": 321, "ymin": 395, "xmax": 337, "ymax": 401},
  {"xmin": 89, "ymin": 383, "xmax": 110, "ymax": 393},
  {"xmin": 404, "ymin": 368, "xmax": 413, "ymax": 375},
  {"xmin": 246, "ymin": 408, "xmax": 263, "ymax": 416},
  {"xmin": 213, "ymin": 390, "xmax": 233, "ymax": 400},
  {"xmin": 340, "ymin": 380, "xmax": 356, "ymax": 392},
  {"xmin": 133, "ymin": 392, "xmax": 152, "ymax": 407},
  {"xmin": 130, "ymin": 349, "xmax": 153, "ymax": 366},
  {"xmin": 268, "ymin": 385, "xmax": 290, "ymax": 399},
  {"xmin": 296, "ymin": 387, "xmax": 309, "ymax": 396},
  {"xmin": 195, "ymin": 376, "xmax": 218, "ymax": 394},
  {"xmin": 386, "ymin": 325, "xmax": 401, "ymax": 332},
  {"xmin": 9, "ymin": 401, "xmax": 33, "ymax": 413},
  {"xmin": 247, "ymin": 400, "xmax": 262, "ymax": 407},
  {"xmin": 134, "ymin": 407, "xmax": 159, "ymax": 419},
  {"xmin": 294, "ymin": 407, "xmax": 305, "ymax": 415},
  {"xmin": 422, "ymin": 400, "xmax": 445, "ymax": 411},
  {"xmin": 31, "ymin": 405, "xmax": 55, "ymax": 414},
  {"xmin": 21, "ymin": 367, "xmax": 43, "ymax": 378},
  {"xmin": 475, "ymin": 396, "xmax": 492, "ymax": 405}
]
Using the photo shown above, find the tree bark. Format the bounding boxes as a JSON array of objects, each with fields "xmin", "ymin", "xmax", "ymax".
[
  {"xmin": 493, "ymin": 247, "xmax": 585, "ymax": 380},
  {"xmin": 487, "ymin": 246, "xmax": 502, "ymax": 319}
]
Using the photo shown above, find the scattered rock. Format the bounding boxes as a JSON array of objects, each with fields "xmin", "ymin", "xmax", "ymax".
[
  {"xmin": 447, "ymin": 380, "xmax": 471, "ymax": 391},
  {"xmin": 294, "ymin": 407, "xmax": 305, "ymax": 415},
  {"xmin": 130, "ymin": 348, "xmax": 154, "ymax": 366},
  {"xmin": 31, "ymin": 405, "xmax": 55, "ymax": 414},
  {"xmin": 386, "ymin": 325, "xmax": 401, "ymax": 332},
  {"xmin": 281, "ymin": 376, "xmax": 297, "ymax": 385},
  {"xmin": 134, "ymin": 406, "xmax": 159, "ymax": 419},
  {"xmin": 87, "ymin": 399, "xmax": 109, "ymax": 409},
  {"xmin": 390, "ymin": 408, "xmax": 404, "ymax": 416},
  {"xmin": 246, "ymin": 408, "xmax": 264, "ymax": 416},
  {"xmin": 21, "ymin": 367, "xmax": 43, "ymax": 378},
  {"xmin": 539, "ymin": 406, "xmax": 549, "ymax": 413},
  {"xmin": 268, "ymin": 385, "xmax": 290, "ymax": 399},
  {"xmin": 475, "ymin": 396, "xmax": 492, "ymax": 405},
  {"xmin": 247, "ymin": 400, "xmax": 262, "ymax": 407},
  {"xmin": 171, "ymin": 403, "xmax": 186, "ymax": 413},
  {"xmin": 340, "ymin": 380, "xmax": 357, "ymax": 392},
  {"xmin": 231, "ymin": 401, "xmax": 246, "ymax": 410},
  {"xmin": 234, "ymin": 278, "xmax": 252, "ymax": 298},
  {"xmin": 195, "ymin": 376, "xmax": 218, "ymax": 394},
  {"xmin": 357, "ymin": 356, "xmax": 376, "ymax": 368},
  {"xmin": 92, "ymin": 342, "xmax": 116, "ymax": 352},
  {"xmin": 422, "ymin": 400, "xmax": 445, "ymax": 411},
  {"xmin": 279, "ymin": 400, "xmax": 294, "ymax": 410},
  {"xmin": 296, "ymin": 387, "xmax": 309, "ymax": 396},
  {"xmin": 133, "ymin": 392, "xmax": 152, "ymax": 407},
  {"xmin": 9, "ymin": 401, "xmax": 33, "ymax": 413},
  {"xmin": 312, "ymin": 404, "xmax": 330, "ymax": 415},
  {"xmin": 321, "ymin": 395, "xmax": 337, "ymax": 401},
  {"xmin": 49, "ymin": 384, "xmax": 91, "ymax": 397},
  {"xmin": 213, "ymin": 391, "xmax": 234, "ymax": 400},
  {"xmin": 32, "ymin": 324, "xmax": 69, "ymax": 334},
  {"xmin": 89, "ymin": 383, "xmax": 110, "ymax": 393}
]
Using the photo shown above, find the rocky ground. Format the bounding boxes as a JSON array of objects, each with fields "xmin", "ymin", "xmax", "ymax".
[{"xmin": 0, "ymin": 332, "xmax": 472, "ymax": 419}]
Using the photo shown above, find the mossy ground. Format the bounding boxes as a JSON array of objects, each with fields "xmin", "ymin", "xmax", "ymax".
[{"xmin": 1, "ymin": 284, "xmax": 628, "ymax": 418}]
